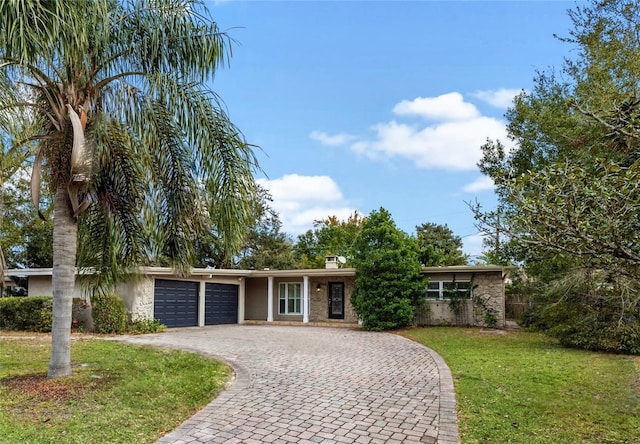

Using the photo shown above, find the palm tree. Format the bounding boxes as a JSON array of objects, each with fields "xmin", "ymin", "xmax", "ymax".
[{"xmin": 0, "ymin": 0, "xmax": 258, "ymax": 377}]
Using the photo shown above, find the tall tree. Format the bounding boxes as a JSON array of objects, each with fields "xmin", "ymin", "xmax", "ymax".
[
  {"xmin": 351, "ymin": 208, "xmax": 424, "ymax": 331},
  {"xmin": 0, "ymin": 0, "xmax": 258, "ymax": 377},
  {"xmin": 0, "ymin": 170, "xmax": 53, "ymax": 268},
  {"xmin": 415, "ymin": 222, "xmax": 467, "ymax": 266},
  {"xmin": 235, "ymin": 186, "xmax": 294, "ymax": 270},
  {"xmin": 293, "ymin": 211, "xmax": 365, "ymax": 268},
  {"xmin": 0, "ymin": 82, "xmax": 37, "ymax": 289},
  {"xmin": 474, "ymin": 0, "xmax": 640, "ymax": 353},
  {"xmin": 190, "ymin": 186, "xmax": 293, "ymax": 270}
]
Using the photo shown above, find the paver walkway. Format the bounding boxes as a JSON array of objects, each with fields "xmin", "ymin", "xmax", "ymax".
[{"xmin": 118, "ymin": 325, "xmax": 459, "ymax": 444}]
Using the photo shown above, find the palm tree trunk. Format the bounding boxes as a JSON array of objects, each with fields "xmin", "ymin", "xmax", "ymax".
[
  {"xmin": 0, "ymin": 179, "xmax": 5, "ymax": 295},
  {"xmin": 48, "ymin": 186, "xmax": 78, "ymax": 378}
]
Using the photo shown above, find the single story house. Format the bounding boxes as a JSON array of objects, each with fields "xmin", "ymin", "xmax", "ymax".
[
  {"xmin": 6, "ymin": 259, "xmax": 505, "ymax": 328},
  {"xmin": 2, "ymin": 275, "xmax": 17, "ymax": 296}
]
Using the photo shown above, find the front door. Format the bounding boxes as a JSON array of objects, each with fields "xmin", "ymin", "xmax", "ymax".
[{"xmin": 328, "ymin": 282, "xmax": 345, "ymax": 319}]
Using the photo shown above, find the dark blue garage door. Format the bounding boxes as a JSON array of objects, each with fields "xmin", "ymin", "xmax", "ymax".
[
  {"xmin": 205, "ymin": 283, "xmax": 238, "ymax": 325},
  {"xmin": 154, "ymin": 279, "xmax": 199, "ymax": 328}
]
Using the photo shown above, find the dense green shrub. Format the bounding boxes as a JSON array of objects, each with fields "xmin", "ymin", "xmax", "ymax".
[
  {"xmin": 0, "ymin": 295, "xmax": 162, "ymax": 336},
  {"xmin": 519, "ymin": 308, "xmax": 545, "ymax": 329},
  {"xmin": 0, "ymin": 296, "xmax": 52, "ymax": 332},
  {"xmin": 517, "ymin": 272, "xmax": 639, "ymax": 355},
  {"xmin": 547, "ymin": 318, "xmax": 640, "ymax": 355},
  {"xmin": 91, "ymin": 293, "xmax": 127, "ymax": 334},
  {"xmin": 351, "ymin": 208, "xmax": 425, "ymax": 331},
  {"xmin": 544, "ymin": 305, "xmax": 640, "ymax": 355},
  {"xmin": 354, "ymin": 296, "xmax": 415, "ymax": 331},
  {"xmin": 526, "ymin": 269, "xmax": 640, "ymax": 355},
  {"xmin": 127, "ymin": 318, "xmax": 166, "ymax": 334}
]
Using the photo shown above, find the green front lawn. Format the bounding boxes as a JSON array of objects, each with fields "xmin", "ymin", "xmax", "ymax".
[
  {"xmin": 0, "ymin": 334, "xmax": 230, "ymax": 443},
  {"xmin": 3, "ymin": 329, "xmax": 637, "ymax": 443},
  {"xmin": 402, "ymin": 328, "xmax": 640, "ymax": 444}
]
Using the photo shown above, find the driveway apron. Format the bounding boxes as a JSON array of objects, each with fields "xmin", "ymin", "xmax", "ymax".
[{"xmin": 118, "ymin": 325, "xmax": 459, "ymax": 444}]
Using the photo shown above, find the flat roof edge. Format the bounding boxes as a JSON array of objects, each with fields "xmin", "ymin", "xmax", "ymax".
[
  {"xmin": 6, "ymin": 265, "xmax": 503, "ymax": 278},
  {"xmin": 421, "ymin": 265, "xmax": 504, "ymax": 273}
]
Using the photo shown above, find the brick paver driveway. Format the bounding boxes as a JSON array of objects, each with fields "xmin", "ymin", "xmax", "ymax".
[{"xmin": 118, "ymin": 325, "xmax": 459, "ymax": 444}]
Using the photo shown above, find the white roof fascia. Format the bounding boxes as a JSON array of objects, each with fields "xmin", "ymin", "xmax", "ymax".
[
  {"xmin": 421, "ymin": 265, "xmax": 504, "ymax": 277},
  {"xmin": 249, "ymin": 268, "xmax": 356, "ymax": 278},
  {"xmin": 7, "ymin": 265, "xmax": 502, "ymax": 278}
]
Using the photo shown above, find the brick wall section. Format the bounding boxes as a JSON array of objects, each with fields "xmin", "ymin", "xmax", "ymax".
[
  {"xmin": 471, "ymin": 271, "xmax": 505, "ymax": 327},
  {"xmin": 416, "ymin": 270, "xmax": 505, "ymax": 327},
  {"xmin": 309, "ymin": 277, "xmax": 357, "ymax": 323}
]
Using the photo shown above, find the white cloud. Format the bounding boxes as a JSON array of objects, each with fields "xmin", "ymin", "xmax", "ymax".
[
  {"xmin": 257, "ymin": 174, "xmax": 357, "ymax": 235},
  {"xmin": 393, "ymin": 92, "xmax": 480, "ymax": 121},
  {"xmin": 287, "ymin": 207, "xmax": 356, "ymax": 231},
  {"xmin": 351, "ymin": 113, "xmax": 508, "ymax": 171},
  {"xmin": 309, "ymin": 130, "xmax": 356, "ymax": 146},
  {"xmin": 462, "ymin": 233, "xmax": 487, "ymax": 259},
  {"xmin": 340, "ymin": 92, "xmax": 509, "ymax": 171},
  {"xmin": 462, "ymin": 176, "xmax": 495, "ymax": 193},
  {"xmin": 472, "ymin": 88, "xmax": 522, "ymax": 109}
]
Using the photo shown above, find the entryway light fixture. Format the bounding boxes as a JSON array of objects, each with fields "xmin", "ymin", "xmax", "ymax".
[{"xmin": 316, "ymin": 284, "xmax": 322, "ymax": 292}]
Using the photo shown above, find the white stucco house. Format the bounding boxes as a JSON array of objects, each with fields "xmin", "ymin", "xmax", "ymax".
[{"xmin": 6, "ymin": 261, "xmax": 505, "ymax": 328}]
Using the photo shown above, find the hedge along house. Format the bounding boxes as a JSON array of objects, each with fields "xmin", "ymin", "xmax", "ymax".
[{"xmin": 6, "ymin": 261, "xmax": 505, "ymax": 328}]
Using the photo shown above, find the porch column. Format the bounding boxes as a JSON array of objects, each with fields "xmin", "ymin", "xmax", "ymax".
[
  {"xmin": 237, "ymin": 278, "xmax": 245, "ymax": 324},
  {"xmin": 198, "ymin": 281, "xmax": 206, "ymax": 327},
  {"xmin": 303, "ymin": 275, "xmax": 309, "ymax": 323},
  {"xmin": 267, "ymin": 276, "xmax": 274, "ymax": 322}
]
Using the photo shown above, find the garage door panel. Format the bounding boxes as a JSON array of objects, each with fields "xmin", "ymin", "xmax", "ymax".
[
  {"xmin": 154, "ymin": 279, "xmax": 198, "ymax": 328},
  {"xmin": 205, "ymin": 283, "xmax": 238, "ymax": 325}
]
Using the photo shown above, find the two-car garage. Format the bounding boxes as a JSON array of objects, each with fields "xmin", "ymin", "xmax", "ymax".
[{"xmin": 153, "ymin": 279, "xmax": 239, "ymax": 328}]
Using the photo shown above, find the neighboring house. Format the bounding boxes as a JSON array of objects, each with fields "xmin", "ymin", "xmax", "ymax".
[
  {"xmin": 2, "ymin": 275, "xmax": 17, "ymax": 296},
  {"xmin": 5, "ymin": 267, "xmax": 85, "ymax": 298},
  {"xmin": 6, "ymin": 260, "xmax": 505, "ymax": 328}
]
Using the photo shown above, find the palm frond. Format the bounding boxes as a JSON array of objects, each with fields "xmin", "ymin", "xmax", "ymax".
[
  {"xmin": 0, "ymin": 1, "xmax": 65, "ymax": 65},
  {"xmin": 2, "ymin": 0, "xmax": 259, "ymax": 285},
  {"xmin": 119, "ymin": 0, "xmax": 232, "ymax": 81},
  {"xmin": 77, "ymin": 117, "xmax": 146, "ymax": 288},
  {"xmin": 141, "ymin": 75, "xmax": 259, "ymax": 256},
  {"xmin": 145, "ymin": 99, "xmax": 206, "ymax": 271}
]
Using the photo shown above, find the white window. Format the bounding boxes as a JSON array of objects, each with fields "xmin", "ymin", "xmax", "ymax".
[
  {"xmin": 279, "ymin": 282, "xmax": 302, "ymax": 315},
  {"xmin": 426, "ymin": 281, "xmax": 472, "ymax": 300}
]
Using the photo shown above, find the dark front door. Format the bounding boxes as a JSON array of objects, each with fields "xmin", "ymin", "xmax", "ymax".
[{"xmin": 328, "ymin": 282, "xmax": 345, "ymax": 319}]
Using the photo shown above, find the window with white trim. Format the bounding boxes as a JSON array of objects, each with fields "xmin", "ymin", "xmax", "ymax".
[
  {"xmin": 279, "ymin": 282, "xmax": 302, "ymax": 315},
  {"xmin": 426, "ymin": 281, "xmax": 472, "ymax": 300}
]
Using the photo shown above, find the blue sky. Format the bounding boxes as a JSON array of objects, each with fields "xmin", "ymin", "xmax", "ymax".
[{"xmin": 208, "ymin": 0, "xmax": 575, "ymax": 260}]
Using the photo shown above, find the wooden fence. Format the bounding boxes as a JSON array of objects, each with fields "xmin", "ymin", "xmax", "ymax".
[{"xmin": 505, "ymin": 293, "xmax": 529, "ymax": 320}]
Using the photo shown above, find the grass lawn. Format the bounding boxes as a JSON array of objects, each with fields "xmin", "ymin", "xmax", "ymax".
[
  {"xmin": 0, "ymin": 333, "xmax": 231, "ymax": 444},
  {"xmin": 401, "ymin": 327, "xmax": 640, "ymax": 444}
]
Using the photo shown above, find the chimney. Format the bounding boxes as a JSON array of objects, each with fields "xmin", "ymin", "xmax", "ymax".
[{"xmin": 325, "ymin": 256, "xmax": 339, "ymax": 269}]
